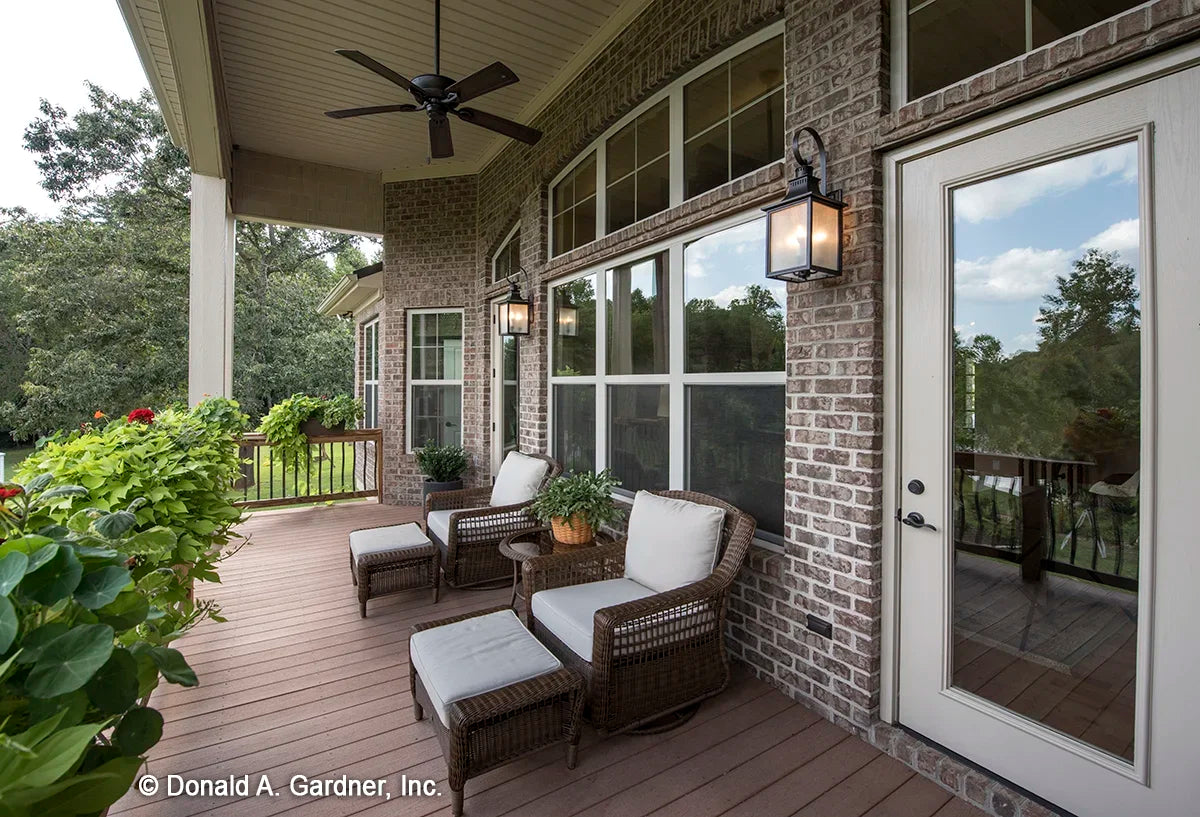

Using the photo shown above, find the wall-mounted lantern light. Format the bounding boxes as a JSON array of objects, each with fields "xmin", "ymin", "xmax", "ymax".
[
  {"xmin": 556, "ymin": 292, "xmax": 578, "ymax": 337},
  {"xmin": 763, "ymin": 127, "xmax": 845, "ymax": 283},
  {"xmin": 498, "ymin": 268, "xmax": 532, "ymax": 336}
]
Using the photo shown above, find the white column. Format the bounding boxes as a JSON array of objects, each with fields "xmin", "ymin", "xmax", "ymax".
[{"xmin": 188, "ymin": 172, "xmax": 235, "ymax": 404}]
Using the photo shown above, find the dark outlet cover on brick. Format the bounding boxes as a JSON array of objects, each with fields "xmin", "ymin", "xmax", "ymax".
[{"xmin": 806, "ymin": 614, "xmax": 833, "ymax": 638}]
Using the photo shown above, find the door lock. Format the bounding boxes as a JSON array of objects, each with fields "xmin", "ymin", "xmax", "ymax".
[{"xmin": 896, "ymin": 510, "xmax": 937, "ymax": 531}]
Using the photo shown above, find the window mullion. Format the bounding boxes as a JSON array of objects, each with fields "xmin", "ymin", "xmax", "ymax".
[
  {"xmin": 668, "ymin": 244, "xmax": 685, "ymax": 490},
  {"xmin": 595, "ymin": 270, "xmax": 608, "ymax": 473},
  {"xmin": 669, "ymin": 84, "xmax": 684, "ymax": 208},
  {"xmin": 596, "ymin": 144, "xmax": 607, "ymax": 239}
]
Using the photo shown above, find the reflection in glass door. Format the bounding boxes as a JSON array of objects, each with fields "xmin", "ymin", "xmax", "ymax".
[
  {"xmin": 492, "ymin": 304, "xmax": 520, "ymax": 474},
  {"xmin": 950, "ymin": 141, "xmax": 1140, "ymax": 762}
]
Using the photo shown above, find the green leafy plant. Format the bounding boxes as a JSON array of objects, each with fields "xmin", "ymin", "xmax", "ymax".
[
  {"xmin": 320, "ymin": 394, "xmax": 364, "ymax": 429},
  {"xmin": 415, "ymin": 443, "xmax": 469, "ymax": 483},
  {"xmin": 529, "ymin": 469, "xmax": 624, "ymax": 531},
  {"xmin": 189, "ymin": 395, "xmax": 250, "ymax": 436},
  {"xmin": 0, "ymin": 477, "xmax": 201, "ymax": 816},
  {"xmin": 257, "ymin": 394, "xmax": 363, "ymax": 462},
  {"xmin": 15, "ymin": 406, "xmax": 244, "ymax": 642}
]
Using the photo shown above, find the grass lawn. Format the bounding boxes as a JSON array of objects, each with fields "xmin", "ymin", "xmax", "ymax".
[
  {"xmin": 1, "ymin": 447, "xmax": 34, "ymax": 482},
  {"xmin": 229, "ymin": 441, "xmax": 370, "ymax": 505}
]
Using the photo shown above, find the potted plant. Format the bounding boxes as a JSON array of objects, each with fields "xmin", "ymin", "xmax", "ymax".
[
  {"xmin": 530, "ymin": 469, "xmax": 624, "ymax": 546},
  {"xmin": 303, "ymin": 393, "xmax": 364, "ymax": 436},
  {"xmin": 259, "ymin": 394, "xmax": 365, "ymax": 461},
  {"xmin": 415, "ymin": 442, "xmax": 469, "ymax": 501}
]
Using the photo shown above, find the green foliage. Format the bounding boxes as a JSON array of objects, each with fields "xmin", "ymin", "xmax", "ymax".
[
  {"xmin": 258, "ymin": 393, "xmax": 362, "ymax": 463},
  {"xmin": 14, "ymin": 407, "xmax": 243, "ymax": 641},
  {"xmin": 189, "ymin": 396, "xmax": 250, "ymax": 436},
  {"xmin": 529, "ymin": 470, "xmax": 625, "ymax": 531},
  {"xmin": 0, "ymin": 86, "xmax": 367, "ymax": 442},
  {"xmin": 0, "ymin": 476, "xmax": 201, "ymax": 817},
  {"xmin": 415, "ymin": 443, "xmax": 468, "ymax": 483}
]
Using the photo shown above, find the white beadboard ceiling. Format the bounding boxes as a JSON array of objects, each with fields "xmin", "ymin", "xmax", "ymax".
[{"xmin": 209, "ymin": 0, "xmax": 649, "ymax": 179}]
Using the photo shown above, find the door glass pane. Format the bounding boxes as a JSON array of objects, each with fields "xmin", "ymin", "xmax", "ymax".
[
  {"xmin": 501, "ymin": 336, "xmax": 518, "ymax": 457},
  {"xmin": 609, "ymin": 384, "xmax": 669, "ymax": 492},
  {"xmin": 554, "ymin": 385, "xmax": 595, "ymax": 474},
  {"xmin": 951, "ymin": 141, "xmax": 1140, "ymax": 763},
  {"xmin": 552, "ymin": 275, "xmax": 596, "ymax": 376},
  {"xmin": 412, "ymin": 384, "xmax": 462, "ymax": 448},
  {"xmin": 688, "ymin": 385, "xmax": 785, "ymax": 537},
  {"xmin": 684, "ymin": 218, "xmax": 784, "ymax": 373},
  {"xmin": 607, "ymin": 251, "xmax": 669, "ymax": 375}
]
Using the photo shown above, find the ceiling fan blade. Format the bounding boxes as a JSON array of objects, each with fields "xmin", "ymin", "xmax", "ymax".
[
  {"xmin": 325, "ymin": 104, "xmax": 419, "ymax": 119},
  {"xmin": 335, "ymin": 49, "xmax": 426, "ymax": 101},
  {"xmin": 428, "ymin": 113, "xmax": 454, "ymax": 159},
  {"xmin": 453, "ymin": 108, "xmax": 542, "ymax": 146},
  {"xmin": 445, "ymin": 61, "xmax": 519, "ymax": 104}
]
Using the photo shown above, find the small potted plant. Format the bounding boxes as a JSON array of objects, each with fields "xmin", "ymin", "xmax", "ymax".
[
  {"xmin": 415, "ymin": 442, "xmax": 469, "ymax": 501},
  {"xmin": 530, "ymin": 469, "xmax": 624, "ymax": 547}
]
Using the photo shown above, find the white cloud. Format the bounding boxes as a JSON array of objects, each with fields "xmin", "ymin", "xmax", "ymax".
[
  {"xmin": 684, "ymin": 219, "xmax": 765, "ymax": 279},
  {"xmin": 954, "ymin": 144, "xmax": 1137, "ymax": 224},
  {"xmin": 954, "ymin": 246, "xmax": 1073, "ymax": 301},
  {"xmin": 1010, "ymin": 332, "xmax": 1040, "ymax": 352},
  {"xmin": 1082, "ymin": 218, "xmax": 1139, "ymax": 258},
  {"xmin": 711, "ymin": 285, "xmax": 748, "ymax": 307}
]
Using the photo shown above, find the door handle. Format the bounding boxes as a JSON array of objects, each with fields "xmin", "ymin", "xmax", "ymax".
[{"xmin": 897, "ymin": 510, "xmax": 937, "ymax": 531}]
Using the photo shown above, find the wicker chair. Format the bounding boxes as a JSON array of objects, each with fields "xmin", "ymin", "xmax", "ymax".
[
  {"xmin": 424, "ymin": 452, "xmax": 561, "ymax": 588},
  {"xmin": 524, "ymin": 490, "xmax": 756, "ymax": 735}
]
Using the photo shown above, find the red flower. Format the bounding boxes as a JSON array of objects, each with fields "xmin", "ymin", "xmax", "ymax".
[
  {"xmin": 1096, "ymin": 408, "xmax": 1114, "ymax": 420},
  {"xmin": 0, "ymin": 486, "xmax": 23, "ymax": 502},
  {"xmin": 127, "ymin": 408, "xmax": 156, "ymax": 425},
  {"xmin": 94, "ymin": 410, "xmax": 105, "ymax": 419}
]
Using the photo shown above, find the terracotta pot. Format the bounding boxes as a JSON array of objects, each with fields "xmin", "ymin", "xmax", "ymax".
[{"xmin": 550, "ymin": 514, "xmax": 594, "ymax": 547}]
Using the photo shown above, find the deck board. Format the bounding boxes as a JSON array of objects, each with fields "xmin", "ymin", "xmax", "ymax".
[{"xmin": 112, "ymin": 502, "xmax": 984, "ymax": 817}]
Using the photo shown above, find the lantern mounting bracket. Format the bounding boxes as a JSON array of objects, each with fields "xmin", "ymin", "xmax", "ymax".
[{"xmin": 787, "ymin": 127, "xmax": 842, "ymax": 203}]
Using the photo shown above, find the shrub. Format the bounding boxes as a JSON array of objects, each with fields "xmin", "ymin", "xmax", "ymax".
[
  {"xmin": 15, "ymin": 403, "xmax": 244, "ymax": 640},
  {"xmin": 415, "ymin": 443, "xmax": 469, "ymax": 483},
  {"xmin": 189, "ymin": 395, "xmax": 250, "ymax": 436},
  {"xmin": 0, "ymin": 463, "xmax": 211, "ymax": 813}
]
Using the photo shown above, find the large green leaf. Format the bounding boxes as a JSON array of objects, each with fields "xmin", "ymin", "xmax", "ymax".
[
  {"xmin": 0, "ymin": 553, "xmax": 28, "ymax": 596},
  {"xmin": 33, "ymin": 755, "xmax": 145, "ymax": 816},
  {"xmin": 0, "ymin": 720, "xmax": 103, "ymax": 793},
  {"xmin": 0, "ymin": 597, "xmax": 18, "ymax": 656},
  {"xmin": 25, "ymin": 624, "xmax": 115, "ymax": 699},
  {"xmin": 112, "ymin": 707, "xmax": 162, "ymax": 756},
  {"xmin": 14, "ymin": 624, "xmax": 70, "ymax": 665},
  {"xmin": 36, "ymin": 486, "xmax": 88, "ymax": 502},
  {"xmin": 92, "ymin": 510, "xmax": 136, "ymax": 540},
  {"xmin": 95, "ymin": 592, "xmax": 149, "ymax": 631},
  {"xmin": 84, "ymin": 648, "xmax": 138, "ymax": 715},
  {"xmin": 73, "ymin": 566, "xmax": 132, "ymax": 610},
  {"xmin": 135, "ymin": 645, "xmax": 197, "ymax": 687},
  {"xmin": 19, "ymin": 547, "xmax": 82, "ymax": 606},
  {"xmin": 23, "ymin": 545, "xmax": 59, "ymax": 574}
]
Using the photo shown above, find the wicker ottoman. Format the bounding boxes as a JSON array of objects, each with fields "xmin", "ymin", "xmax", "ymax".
[
  {"xmin": 349, "ymin": 523, "xmax": 440, "ymax": 617},
  {"xmin": 409, "ymin": 607, "xmax": 583, "ymax": 816}
]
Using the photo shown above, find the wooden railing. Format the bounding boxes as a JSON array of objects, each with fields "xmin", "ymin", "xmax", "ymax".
[{"xmin": 233, "ymin": 429, "xmax": 383, "ymax": 509}]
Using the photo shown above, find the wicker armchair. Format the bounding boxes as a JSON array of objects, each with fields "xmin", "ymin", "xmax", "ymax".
[
  {"xmin": 524, "ymin": 490, "xmax": 756, "ymax": 735},
  {"xmin": 424, "ymin": 452, "xmax": 561, "ymax": 588}
]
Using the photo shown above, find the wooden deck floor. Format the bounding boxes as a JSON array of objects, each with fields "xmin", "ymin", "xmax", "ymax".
[{"xmin": 113, "ymin": 502, "xmax": 984, "ymax": 817}]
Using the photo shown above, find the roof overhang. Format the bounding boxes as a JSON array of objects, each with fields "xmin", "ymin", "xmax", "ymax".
[
  {"xmin": 318, "ymin": 263, "xmax": 383, "ymax": 317},
  {"xmin": 119, "ymin": 0, "xmax": 654, "ymax": 202}
]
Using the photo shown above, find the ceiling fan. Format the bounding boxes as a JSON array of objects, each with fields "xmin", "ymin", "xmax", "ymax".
[{"xmin": 324, "ymin": 0, "xmax": 542, "ymax": 159}]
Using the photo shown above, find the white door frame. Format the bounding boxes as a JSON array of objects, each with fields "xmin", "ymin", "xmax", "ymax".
[
  {"xmin": 489, "ymin": 297, "xmax": 519, "ymax": 476},
  {"xmin": 880, "ymin": 38, "xmax": 1200, "ymax": 730}
]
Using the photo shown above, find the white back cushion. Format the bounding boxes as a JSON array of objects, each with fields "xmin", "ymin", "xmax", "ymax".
[
  {"xmin": 490, "ymin": 451, "xmax": 550, "ymax": 507},
  {"xmin": 623, "ymin": 491, "xmax": 726, "ymax": 593}
]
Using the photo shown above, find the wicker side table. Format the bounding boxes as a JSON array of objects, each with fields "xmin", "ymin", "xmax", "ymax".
[
  {"xmin": 500, "ymin": 527, "xmax": 614, "ymax": 610},
  {"xmin": 349, "ymin": 523, "xmax": 440, "ymax": 617}
]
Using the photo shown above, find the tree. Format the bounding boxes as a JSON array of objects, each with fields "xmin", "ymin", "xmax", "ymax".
[{"xmin": 0, "ymin": 85, "xmax": 361, "ymax": 440}]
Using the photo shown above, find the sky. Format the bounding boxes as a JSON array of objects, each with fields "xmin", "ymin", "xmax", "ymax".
[
  {"xmin": 953, "ymin": 141, "xmax": 1140, "ymax": 353},
  {"xmin": 1, "ymin": 1, "xmax": 150, "ymax": 217}
]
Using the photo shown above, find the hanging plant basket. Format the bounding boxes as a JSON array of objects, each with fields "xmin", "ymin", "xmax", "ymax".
[{"xmin": 300, "ymin": 417, "xmax": 346, "ymax": 437}]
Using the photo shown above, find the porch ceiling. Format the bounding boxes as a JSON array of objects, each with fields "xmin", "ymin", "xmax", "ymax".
[{"xmin": 126, "ymin": 0, "xmax": 653, "ymax": 182}]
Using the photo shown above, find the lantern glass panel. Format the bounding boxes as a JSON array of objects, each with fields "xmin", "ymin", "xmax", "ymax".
[
  {"xmin": 811, "ymin": 199, "xmax": 841, "ymax": 272},
  {"xmin": 500, "ymin": 300, "xmax": 530, "ymax": 336},
  {"xmin": 768, "ymin": 199, "xmax": 809, "ymax": 276},
  {"xmin": 557, "ymin": 303, "xmax": 578, "ymax": 336}
]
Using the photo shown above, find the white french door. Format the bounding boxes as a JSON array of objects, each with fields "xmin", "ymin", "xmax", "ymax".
[{"xmin": 891, "ymin": 59, "xmax": 1200, "ymax": 816}]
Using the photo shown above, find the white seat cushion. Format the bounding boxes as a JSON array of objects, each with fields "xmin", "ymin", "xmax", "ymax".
[
  {"xmin": 349, "ymin": 523, "xmax": 431, "ymax": 563},
  {"xmin": 490, "ymin": 451, "xmax": 550, "ymax": 506},
  {"xmin": 425, "ymin": 507, "xmax": 486, "ymax": 546},
  {"xmin": 409, "ymin": 609, "xmax": 562, "ymax": 727},
  {"xmin": 531, "ymin": 578, "xmax": 657, "ymax": 660},
  {"xmin": 623, "ymin": 491, "xmax": 726, "ymax": 593}
]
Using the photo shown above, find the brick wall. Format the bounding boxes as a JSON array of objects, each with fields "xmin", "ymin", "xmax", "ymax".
[{"xmin": 380, "ymin": 175, "xmax": 486, "ymax": 505}]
